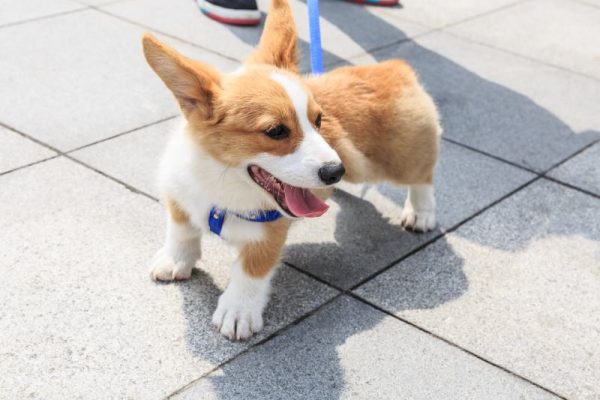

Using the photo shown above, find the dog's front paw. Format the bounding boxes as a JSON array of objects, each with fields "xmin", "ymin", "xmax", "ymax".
[
  {"xmin": 149, "ymin": 247, "xmax": 194, "ymax": 282},
  {"xmin": 212, "ymin": 286, "xmax": 265, "ymax": 341},
  {"xmin": 400, "ymin": 209, "xmax": 436, "ymax": 233}
]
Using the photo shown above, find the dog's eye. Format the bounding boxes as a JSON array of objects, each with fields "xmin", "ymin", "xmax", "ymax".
[
  {"xmin": 315, "ymin": 113, "xmax": 322, "ymax": 129},
  {"xmin": 264, "ymin": 124, "xmax": 290, "ymax": 140}
]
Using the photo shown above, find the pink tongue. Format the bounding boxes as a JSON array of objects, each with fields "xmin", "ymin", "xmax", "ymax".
[{"xmin": 283, "ymin": 185, "xmax": 329, "ymax": 217}]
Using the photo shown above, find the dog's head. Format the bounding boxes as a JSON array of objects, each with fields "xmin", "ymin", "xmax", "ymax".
[{"xmin": 142, "ymin": 0, "xmax": 343, "ymax": 218}]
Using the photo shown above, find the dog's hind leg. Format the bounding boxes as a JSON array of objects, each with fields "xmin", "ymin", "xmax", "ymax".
[{"xmin": 400, "ymin": 183, "xmax": 436, "ymax": 232}]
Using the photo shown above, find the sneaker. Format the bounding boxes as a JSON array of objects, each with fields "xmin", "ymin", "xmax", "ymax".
[
  {"xmin": 197, "ymin": 0, "xmax": 261, "ymax": 26},
  {"xmin": 346, "ymin": 0, "xmax": 399, "ymax": 6}
]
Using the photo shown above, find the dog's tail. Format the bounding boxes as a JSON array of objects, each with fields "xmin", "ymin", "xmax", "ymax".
[{"xmin": 245, "ymin": 0, "xmax": 298, "ymax": 72}]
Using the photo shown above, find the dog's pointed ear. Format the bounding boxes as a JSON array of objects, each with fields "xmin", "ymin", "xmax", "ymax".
[
  {"xmin": 245, "ymin": 0, "xmax": 298, "ymax": 72},
  {"xmin": 142, "ymin": 33, "xmax": 222, "ymax": 120}
]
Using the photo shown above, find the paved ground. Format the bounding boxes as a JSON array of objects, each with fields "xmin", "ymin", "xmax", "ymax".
[{"xmin": 1, "ymin": 0, "xmax": 599, "ymax": 399}]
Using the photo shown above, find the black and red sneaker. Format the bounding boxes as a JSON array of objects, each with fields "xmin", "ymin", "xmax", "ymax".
[{"xmin": 197, "ymin": 0, "xmax": 261, "ymax": 26}]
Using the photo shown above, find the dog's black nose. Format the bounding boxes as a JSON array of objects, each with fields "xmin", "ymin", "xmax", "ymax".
[{"xmin": 318, "ymin": 162, "xmax": 345, "ymax": 185}]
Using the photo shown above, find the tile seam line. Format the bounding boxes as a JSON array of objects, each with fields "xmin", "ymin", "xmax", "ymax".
[
  {"xmin": 347, "ymin": 176, "xmax": 541, "ymax": 291},
  {"xmin": 346, "ymin": 292, "xmax": 569, "ymax": 400},
  {"xmin": 163, "ymin": 293, "xmax": 344, "ymax": 399},
  {"xmin": 442, "ymin": 137, "xmax": 600, "ymax": 199},
  {"xmin": 0, "ymin": 7, "xmax": 90, "ymax": 30},
  {"xmin": 441, "ymin": 137, "xmax": 539, "ymax": 174},
  {"xmin": 0, "ymin": 120, "xmax": 160, "ymax": 201},
  {"xmin": 88, "ymin": 6, "xmax": 241, "ymax": 64},
  {"xmin": 65, "ymin": 114, "xmax": 179, "ymax": 154},
  {"xmin": 0, "ymin": 155, "xmax": 62, "ymax": 178},
  {"xmin": 438, "ymin": 30, "xmax": 600, "ymax": 84},
  {"xmin": 325, "ymin": 0, "xmax": 528, "ymax": 69}
]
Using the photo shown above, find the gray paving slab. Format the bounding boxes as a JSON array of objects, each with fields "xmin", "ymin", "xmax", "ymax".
[
  {"xmin": 0, "ymin": 9, "xmax": 238, "ymax": 151},
  {"xmin": 102, "ymin": 0, "xmax": 429, "ymax": 71},
  {"xmin": 0, "ymin": 157, "xmax": 336, "ymax": 399},
  {"xmin": 0, "ymin": 126, "xmax": 56, "ymax": 174},
  {"xmin": 285, "ymin": 141, "xmax": 534, "ymax": 289},
  {"xmin": 376, "ymin": 0, "xmax": 521, "ymax": 29},
  {"xmin": 174, "ymin": 296, "xmax": 558, "ymax": 400},
  {"xmin": 0, "ymin": 0, "xmax": 82, "ymax": 27},
  {"xmin": 70, "ymin": 117, "xmax": 180, "ymax": 198},
  {"xmin": 447, "ymin": 0, "xmax": 600, "ymax": 80},
  {"xmin": 351, "ymin": 30, "xmax": 600, "ymax": 172},
  {"xmin": 548, "ymin": 142, "xmax": 600, "ymax": 196},
  {"xmin": 356, "ymin": 179, "xmax": 600, "ymax": 399}
]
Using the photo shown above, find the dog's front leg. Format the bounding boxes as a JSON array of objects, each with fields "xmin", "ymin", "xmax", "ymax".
[
  {"xmin": 212, "ymin": 222, "xmax": 289, "ymax": 340},
  {"xmin": 150, "ymin": 198, "xmax": 201, "ymax": 281}
]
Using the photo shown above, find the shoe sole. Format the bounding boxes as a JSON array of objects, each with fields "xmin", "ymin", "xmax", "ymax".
[{"xmin": 197, "ymin": 0, "xmax": 261, "ymax": 26}]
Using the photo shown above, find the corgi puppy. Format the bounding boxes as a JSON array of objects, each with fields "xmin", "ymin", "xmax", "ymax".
[{"xmin": 143, "ymin": 0, "xmax": 441, "ymax": 340}]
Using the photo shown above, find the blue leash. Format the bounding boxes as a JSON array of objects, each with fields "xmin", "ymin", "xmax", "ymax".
[{"xmin": 307, "ymin": 0, "xmax": 324, "ymax": 75}]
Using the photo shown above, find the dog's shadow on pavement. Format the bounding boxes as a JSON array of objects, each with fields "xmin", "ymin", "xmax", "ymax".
[{"xmin": 177, "ymin": 2, "xmax": 599, "ymax": 397}]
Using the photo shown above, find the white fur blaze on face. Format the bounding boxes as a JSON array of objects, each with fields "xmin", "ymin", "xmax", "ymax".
[
  {"xmin": 212, "ymin": 261, "xmax": 273, "ymax": 340},
  {"xmin": 250, "ymin": 72, "xmax": 341, "ymax": 188}
]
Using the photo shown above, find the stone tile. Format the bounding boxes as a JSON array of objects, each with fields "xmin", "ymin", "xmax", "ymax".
[
  {"xmin": 0, "ymin": 0, "xmax": 82, "ymax": 27},
  {"xmin": 70, "ymin": 117, "xmax": 180, "ymax": 198},
  {"xmin": 174, "ymin": 296, "xmax": 558, "ymax": 400},
  {"xmin": 0, "ymin": 126, "xmax": 56, "ymax": 174},
  {"xmin": 0, "ymin": 10, "xmax": 238, "ymax": 151},
  {"xmin": 284, "ymin": 141, "xmax": 534, "ymax": 289},
  {"xmin": 352, "ymin": 31, "xmax": 600, "ymax": 172},
  {"xmin": 356, "ymin": 179, "xmax": 600, "ymax": 399},
  {"xmin": 548, "ymin": 142, "xmax": 600, "ymax": 196},
  {"xmin": 102, "ymin": 0, "xmax": 428, "ymax": 70},
  {"xmin": 447, "ymin": 0, "xmax": 600, "ymax": 80},
  {"xmin": 0, "ymin": 157, "xmax": 336, "ymax": 399},
  {"xmin": 377, "ymin": 0, "xmax": 521, "ymax": 29}
]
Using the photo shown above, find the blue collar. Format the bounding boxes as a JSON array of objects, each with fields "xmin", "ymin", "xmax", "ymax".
[{"xmin": 208, "ymin": 206, "xmax": 283, "ymax": 236}]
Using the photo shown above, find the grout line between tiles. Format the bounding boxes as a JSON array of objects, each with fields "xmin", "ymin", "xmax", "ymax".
[
  {"xmin": 325, "ymin": 0, "xmax": 528, "ymax": 69},
  {"xmin": 0, "ymin": 155, "xmax": 62, "ymax": 178},
  {"xmin": 442, "ymin": 137, "xmax": 540, "ymax": 174},
  {"xmin": 65, "ymin": 114, "xmax": 179, "ymax": 153},
  {"xmin": 0, "ymin": 7, "xmax": 90, "ymax": 30},
  {"xmin": 348, "ymin": 175, "xmax": 542, "ymax": 291},
  {"xmin": 439, "ymin": 30, "xmax": 600, "ymax": 84},
  {"xmin": 346, "ymin": 292, "xmax": 569, "ymax": 399},
  {"xmin": 89, "ymin": 6, "xmax": 241, "ymax": 64},
  {"xmin": 0, "ymin": 120, "xmax": 160, "ymax": 202},
  {"xmin": 543, "ymin": 175, "xmax": 600, "ymax": 200},
  {"xmin": 164, "ymin": 293, "xmax": 344, "ymax": 399}
]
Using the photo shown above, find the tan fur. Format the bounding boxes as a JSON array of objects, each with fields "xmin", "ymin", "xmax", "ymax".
[
  {"xmin": 240, "ymin": 218, "xmax": 291, "ymax": 278},
  {"xmin": 246, "ymin": 0, "xmax": 298, "ymax": 72},
  {"xmin": 307, "ymin": 61, "xmax": 441, "ymax": 186},
  {"xmin": 166, "ymin": 197, "xmax": 189, "ymax": 224}
]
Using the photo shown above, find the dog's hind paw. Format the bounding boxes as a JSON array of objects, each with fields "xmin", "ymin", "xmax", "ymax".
[
  {"xmin": 400, "ymin": 209, "xmax": 436, "ymax": 233},
  {"xmin": 149, "ymin": 247, "xmax": 194, "ymax": 282}
]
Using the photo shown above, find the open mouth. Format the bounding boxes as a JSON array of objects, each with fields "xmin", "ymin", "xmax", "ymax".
[{"xmin": 247, "ymin": 165, "xmax": 329, "ymax": 218}]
